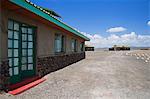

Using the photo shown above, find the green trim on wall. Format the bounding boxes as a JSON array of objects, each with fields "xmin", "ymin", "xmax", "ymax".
[{"xmin": 9, "ymin": 0, "xmax": 90, "ymax": 41}]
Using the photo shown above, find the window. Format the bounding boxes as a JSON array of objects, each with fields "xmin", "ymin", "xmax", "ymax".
[
  {"xmin": 80, "ymin": 42, "xmax": 84, "ymax": 52},
  {"xmin": 55, "ymin": 34, "xmax": 65, "ymax": 53},
  {"xmin": 71, "ymin": 39, "xmax": 77, "ymax": 52}
]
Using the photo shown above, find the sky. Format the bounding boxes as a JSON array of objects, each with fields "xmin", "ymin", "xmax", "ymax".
[{"xmin": 30, "ymin": 0, "xmax": 150, "ymax": 48}]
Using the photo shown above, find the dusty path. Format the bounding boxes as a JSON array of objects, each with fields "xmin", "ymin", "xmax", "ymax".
[{"xmin": 1, "ymin": 51, "xmax": 150, "ymax": 99}]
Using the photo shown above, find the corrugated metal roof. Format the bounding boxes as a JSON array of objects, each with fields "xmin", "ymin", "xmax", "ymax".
[{"xmin": 9, "ymin": 0, "xmax": 90, "ymax": 41}]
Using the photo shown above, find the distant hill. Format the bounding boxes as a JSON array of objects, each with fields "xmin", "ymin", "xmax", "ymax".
[
  {"xmin": 95, "ymin": 47, "xmax": 150, "ymax": 51},
  {"xmin": 130, "ymin": 47, "xmax": 150, "ymax": 50}
]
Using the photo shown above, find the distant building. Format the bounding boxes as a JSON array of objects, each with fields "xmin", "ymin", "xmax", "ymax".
[
  {"xmin": 109, "ymin": 45, "xmax": 130, "ymax": 51},
  {"xmin": 85, "ymin": 45, "xmax": 95, "ymax": 51}
]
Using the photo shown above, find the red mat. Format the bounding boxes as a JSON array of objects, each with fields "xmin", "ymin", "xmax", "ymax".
[{"xmin": 8, "ymin": 77, "xmax": 46, "ymax": 95}]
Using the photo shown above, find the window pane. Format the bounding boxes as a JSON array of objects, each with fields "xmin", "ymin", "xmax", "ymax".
[
  {"xmin": 28, "ymin": 49, "xmax": 33, "ymax": 56},
  {"xmin": 14, "ymin": 40, "xmax": 18, "ymax": 48},
  {"xmin": 22, "ymin": 27, "xmax": 27, "ymax": 33},
  {"xmin": 71, "ymin": 39, "xmax": 76, "ymax": 52},
  {"xmin": 22, "ymin": 42, "xmax": 27, "ymax": 48},
  {"xmin": 28, "ymin": 57, "xmax": 33, "ymax": 63},
  {"xmin": 22, "ymin": 49, "xmax": 27, "ymax": 56},
  {"xmin": 9, "ymin": 58, "xmax": 13, "ymax": 67},
  {"xmin": 14, "ymin": 58, "xmax": 19, "ymax": 66},
  {"xmin": 55, "ymin": 35, "xmax": 62, "ymax": 52},
  {"xmin": 22, "ymin": 57, "xmax": 27, "ymax": 64},
  {"xmin": 22, "ymin": 64, "xmax": 27, "ymax": 70},
  {"xmin": 8, "ymin": 20, "xmax": 13, "ymax": 29},
  {"xmin": 8, "ymin": 40, "xmax": 12, "ymax": 48},
  {"xmin": 28, "ymin": 42, "xmax": 33, "ymax": 48},
  {"xmin": 28, "ymin": 28, "xmax": 33, "ymax": 34},
  {"xmin": 22, "ymin": 34, "xmax": 27, "ymax": 41},
  {"xmin": 14, "ymin": 49, "xmax": 18, "ymax": 57},
  {"xmin": 8, "ymin": 30, "xmax": 13, "ymax": 39},
  {"xmin": 14, "ymin": 31, "xmax": 19, "ymax": 39},
  {"xmin": 55, "ymin": 40, "xmax": 61, "ymax": 52},
  {"xmin": 9, "ymin": 68, "xmax": 13, "ymax": 76},
  {"xmin": 8, "ymin": 49, "xmax": 12, "ymax": 57},
  {"xmin": 14, "ymin": 22, "xmax": 19, "ymax": 31},
  {"xmin": 14, "ymin": 67, "xmax": 19, "ymax": 75},
  {"xmin": 28, "ymin": 35, "xmax": 33, "ymax": 41},
  {"xmin": 28, "ymin": 64, "xmax": 33, "ymax": 70}
]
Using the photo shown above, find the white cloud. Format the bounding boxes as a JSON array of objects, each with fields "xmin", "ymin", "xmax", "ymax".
[
  {"xmin": 106, "ymin": 27, "xmax": 127, "ymax": 33},
  {"xmin": 147, "ymin": 21, "xmax": 150, "ymax": 26},
  {"xmin": 82, "ymin": 32, "xmax": 150, "ymax": 48}
]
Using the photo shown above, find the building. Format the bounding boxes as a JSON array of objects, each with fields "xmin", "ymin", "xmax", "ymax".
[
  {"xmin": 85, "ymin": 45, "xmax": 95, "ymax": 51},
  {"xmin": 109, "ymin": 45, "xmax": 130, "ymax": 51},
  {"xmin": 0, "ymin": 0, "xmax": 90, "ymax": 90}
]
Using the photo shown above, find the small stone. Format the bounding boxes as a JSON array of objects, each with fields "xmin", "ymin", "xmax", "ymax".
[
  {"xmin": 136, "ymin": 57, "xmax": 139, "ymax": 59},
  {"xmin": 145, "ymin": 60, "xmax": 148, "ymax": 63},
  {"xmin": 141, "ymin": 57, "xmax": 144, "ymax": 60}
]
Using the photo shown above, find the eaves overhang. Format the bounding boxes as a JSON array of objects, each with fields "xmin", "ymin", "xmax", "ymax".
[{"xmin": 9, "ymin": 0, "xmax": 90, "ymax": 41}]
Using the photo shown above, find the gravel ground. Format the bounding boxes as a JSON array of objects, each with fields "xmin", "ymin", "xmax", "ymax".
[{"xmin": 1, "ymin": 51, "xmax": 150, "ymax": 99}]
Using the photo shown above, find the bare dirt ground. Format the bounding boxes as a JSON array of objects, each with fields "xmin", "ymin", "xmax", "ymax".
[{"xmin": 1, "ymin": 50, "xmax": 150, "ymax": 99}]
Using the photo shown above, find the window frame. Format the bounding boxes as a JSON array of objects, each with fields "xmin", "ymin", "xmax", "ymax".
[
  {"xmin": 54, "ymin": 33, "xmax": 65, "ymax": 53},
  {"xmin": 71, "ymin": 38, "xmax": 77, "ymax": 52},
  {"xmin": 80, "ymin": 42, "xmax": 84, "ymax": 52}
]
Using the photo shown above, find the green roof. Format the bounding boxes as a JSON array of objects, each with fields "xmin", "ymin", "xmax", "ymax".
[
  {"xmin": 9, "ymin": 0, "xmax": 90, "ymax": 41},
  {"xmin": 40, "ymin": 7, "xmax": 61, "ymax": 18}
]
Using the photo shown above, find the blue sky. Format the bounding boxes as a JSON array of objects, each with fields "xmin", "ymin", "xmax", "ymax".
[{"xmin": 30, "ymin": 0, "xmax": 150, "ymax": 48}]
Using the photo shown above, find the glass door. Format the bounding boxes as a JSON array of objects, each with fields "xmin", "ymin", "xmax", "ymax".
[
  {"xmin": 8, "ymin": 20, "xmax": 36, "ymax": 84},
  {"xmin": 8, "ymin": 20, "xmax": 21, "ymax": 84},
  {"xmin": 21, "ymin": 26, "xmax": 35, "ymax": 78}
]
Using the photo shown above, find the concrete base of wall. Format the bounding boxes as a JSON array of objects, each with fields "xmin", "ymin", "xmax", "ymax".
[{"xmin": 37, "ymin": 52, "xmax": 85, "ymax": 77}]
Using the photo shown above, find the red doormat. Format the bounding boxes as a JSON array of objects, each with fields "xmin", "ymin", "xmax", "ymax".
[{"xmin": 8, "ymin": 77, "xmax": 46, "ymax": 95}]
